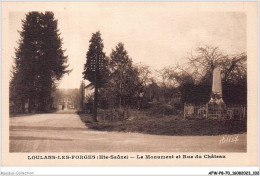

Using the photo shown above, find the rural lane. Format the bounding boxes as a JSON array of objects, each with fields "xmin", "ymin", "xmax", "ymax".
[{"xmin": 9, "ymin": 110, "xmax": 246, "ymax": 152}]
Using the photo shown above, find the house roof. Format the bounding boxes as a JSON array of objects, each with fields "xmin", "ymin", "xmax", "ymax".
[{"xmin": 85, "ymin": 83, "xmax": 94, "ymax": 89}]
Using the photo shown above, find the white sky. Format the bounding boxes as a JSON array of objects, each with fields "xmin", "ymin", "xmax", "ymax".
[{"xmin": 8, "ymin": 3, "xmax": 246, "ymax": 89}]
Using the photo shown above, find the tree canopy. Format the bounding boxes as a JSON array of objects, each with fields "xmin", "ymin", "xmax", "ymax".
[
  {"xmin": 83, "ymin": 31, "xmax": 108, "ymax": 87},
  {"xmin": 175, "ymin": 45, "xmax": 247, "ymax": 104},
  {"xmin": 10, "ymin": 12, "xmax": 70, "ymax": 113},
  {"xmin": 82, "ymin": 31, "xmax": 108, "ymax": 121},
  {"xmin": 98, "ymin": 43, "xmax": 142, "ymax": 112}
]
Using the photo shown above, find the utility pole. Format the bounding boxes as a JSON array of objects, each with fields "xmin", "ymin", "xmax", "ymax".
[
  {"xmin": 83, "ymin": 31, "xmax": 106, "ymax": 122},
  {"xmin": 93, "ymin": 53, "xmax": 99, "ymax": 122}
]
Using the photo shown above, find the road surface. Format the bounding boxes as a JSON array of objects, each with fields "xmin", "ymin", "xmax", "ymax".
[{"xmin": 9, "ymin": 110, "xmax": 246, "ymax": 152}]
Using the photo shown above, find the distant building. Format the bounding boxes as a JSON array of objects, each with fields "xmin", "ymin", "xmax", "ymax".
[
  {"xmin": 57, "ymin": 96, "xmax": 74, "ymax": 110},
  {"xmin": 82, "ymin": 83, "xmax": 94, "ymax": 113},
  {"xmin": 84, "ymin": 83, "xmax": 94, "ymax": 100}
]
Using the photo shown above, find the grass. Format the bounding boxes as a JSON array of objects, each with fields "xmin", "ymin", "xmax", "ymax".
[
  {"xmin": 10, "ymin": 109, "xmax": 58, "ymax": 118},
  {"xmin": 78, "ymin": 110, "xmax": 247, "ymax": 136}
]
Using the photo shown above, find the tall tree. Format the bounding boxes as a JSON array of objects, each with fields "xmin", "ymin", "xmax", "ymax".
[
  {"xmin": 109, "ymin": 43, "xmax": 141, "ymax": 110},
  {"xmin": 10, "ymin": 12, "xmax": 41, "ymax": 113},
  {"xmin": 10, "ymin": 12, "xmax": 69, "ymax": 113},
  {"xmin": 39, "ymin": 12, "xmax": 70, "ymax": 111},
  {"xmin": 83, "ymin": 31, "xmax": 108, "ymax": 121}
]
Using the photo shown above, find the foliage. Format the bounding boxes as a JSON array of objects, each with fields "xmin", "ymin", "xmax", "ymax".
[
  {"xmin": 175, "ymin": 45, "xmax": 247, "ymax": 105},
  {"xmin": 83, "ymin": 31, "xmax": 108, "ymax": 87},
  {"xmin": 84, "ymin": 43, "xmax": 246, "ymax": 118},
  {"xmin": 135, "ymin": 63, "xmax": 153, "ymax": 87},
  {"xmin": 78, "ymin": 110, "xmax": 247, "ymax": 136},
  {"xmin": 82, "ymin": 31, "xmax": 109, "ymax": 121},
  {"xmin": 141, "ymin": 81, "xmax": 161, "ymax": 105},
  {"xmin": 10, "ymin": 12, "xmax": 70, "ymax": 113},
  {"xmin": 100, "ymin": 43, "xmax": 142, "ymax": 109}
]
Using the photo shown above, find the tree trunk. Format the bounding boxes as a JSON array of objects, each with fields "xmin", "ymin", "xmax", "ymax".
[
  {"xmin": 93, "ymin": 86, "xmax": 98, "ymax": 122},
  {"xmin": 21, "ymin": 99, "xmax": 25, "ymax": 113},
  {"xmin": 119, "ymin": 96, "xmax": 122, "ymax": 108},
  {"xmin": 28, "ymin": 97, "xmax": 33, "ymax": 113},
  {"xmin": 40, "ymin": 98, "xmax": 45, "ymax": 112}
]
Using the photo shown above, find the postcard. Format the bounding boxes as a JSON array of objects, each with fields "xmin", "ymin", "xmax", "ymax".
[{"xmin": 1, "ymin": 1, "xmax": 258, "ymax": 168}]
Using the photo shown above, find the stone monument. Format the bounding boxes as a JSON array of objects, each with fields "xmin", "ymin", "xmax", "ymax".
[{"xmin": 207, "ymin": 67, "xmax": 226, "ymax": 119}]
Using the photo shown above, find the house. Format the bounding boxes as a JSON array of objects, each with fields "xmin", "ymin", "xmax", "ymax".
[
  {"xmin": 81, "ymin": 82, "xmax": 94, "ymax": 113},
  {"xmin": 57, "ymin": 96, "xmax": 75, "ymax": 110},
  {"xmin": 84, "ymin": 83, "xmax": 94, "ymax": 101}
]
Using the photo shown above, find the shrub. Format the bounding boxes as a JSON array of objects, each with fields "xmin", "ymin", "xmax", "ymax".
[
  {"xmin": 146, "ymin": 102, "xmax": 173, "ymax": 116},
  {"xmin": 98, "ymin": 107, "xmax": 130, "ymax": 121}
]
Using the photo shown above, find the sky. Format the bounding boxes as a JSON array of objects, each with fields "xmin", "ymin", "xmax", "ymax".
[{"xmin": 8, "ymin": 3, "xmax": 246, "ymax": 89}]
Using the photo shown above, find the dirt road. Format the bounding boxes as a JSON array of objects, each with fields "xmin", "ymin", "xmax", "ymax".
[{"xmin": 9, "ymin": 110, "xmax": 246, "ymax": 152}]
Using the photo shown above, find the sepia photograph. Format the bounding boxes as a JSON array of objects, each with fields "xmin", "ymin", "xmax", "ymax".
[{"xmin": 1, "ymin": 1, "xmax": 258, "ymax": 169}]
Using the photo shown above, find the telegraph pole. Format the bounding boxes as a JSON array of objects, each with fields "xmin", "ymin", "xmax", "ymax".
[{"xmin": 93, "ymin": 53, "xmax": 99, "ymax": 122}]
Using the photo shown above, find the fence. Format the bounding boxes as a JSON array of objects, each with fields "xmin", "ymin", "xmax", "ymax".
[
  {"xmin": 226, "ymin": 104, "xmax": 247, "ymax": 120},
  {"xmin": 184, "ymin": 103, "xmax": 247, "ymax": 120}
]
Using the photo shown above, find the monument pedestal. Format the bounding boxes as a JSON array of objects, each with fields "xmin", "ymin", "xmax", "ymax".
[{"xmin": 207, "ymin": 95, "xmax": 226, "ymax": 120}]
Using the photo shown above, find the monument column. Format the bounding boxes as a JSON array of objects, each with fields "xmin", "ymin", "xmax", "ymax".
[{"xmin": 207, "ymin": 67, "xmax": 226, "ymax": 120}]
